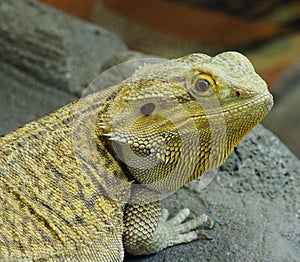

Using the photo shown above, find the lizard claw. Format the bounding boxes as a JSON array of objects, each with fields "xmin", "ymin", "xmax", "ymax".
[
  {"xmin": 207, "ymin": 215, "xmax": 216, "ymax": 229},
  {"xmin": 157, "ymin": 208, "xmax": 215, "ymax": 247},
  {"xmin": 196, "ymin": 230, "xmax": 213, "ymax": 240}
]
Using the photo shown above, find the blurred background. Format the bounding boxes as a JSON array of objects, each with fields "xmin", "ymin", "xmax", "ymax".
[{"xmin": 37, "ymin": 0, "xmax": 300, "ymax": 158}]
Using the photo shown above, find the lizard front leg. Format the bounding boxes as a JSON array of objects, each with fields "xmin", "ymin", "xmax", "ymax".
[{"xmin": 123, "ymin": 188, "xmax": 214, "ymax": 256}]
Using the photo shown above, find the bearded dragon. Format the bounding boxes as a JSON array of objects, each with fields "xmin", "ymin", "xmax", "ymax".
[{"xmin": 0, "ymin": 52, "xmax": 273, "ymax": 261}]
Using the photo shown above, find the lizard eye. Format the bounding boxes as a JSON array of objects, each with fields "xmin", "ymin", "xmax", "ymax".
[
  {"xmin": 195, "ymin": 79, "xmax": 210, "ymax": 93},
  {"xmin": 187, "ymin": 75, "xmax": 213, "ymax": 98},
  {"xmin": 186, "ymin": 71, "xmax": 214, "ymax": 99},
  {"xmin": 140, "ymin": 102, "xmax": 156, "ymax": 116}
]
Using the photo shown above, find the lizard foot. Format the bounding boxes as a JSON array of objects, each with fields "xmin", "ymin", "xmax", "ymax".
[
  {"xmin": 123, "ymin": 198, "xmax": 215, "ymax": 256},
  {"xmin": 158, "ymin": 208, "xmax": 215, "ymax": 246}
]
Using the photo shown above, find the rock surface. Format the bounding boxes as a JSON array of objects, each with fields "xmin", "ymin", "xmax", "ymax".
[
  {"xmin": 0, "ymin": 1, "xmax": 299, "ymax": 261},
  {"xmin": 0, "ymin": 0, "xmax": 127, "ymax": 96}
]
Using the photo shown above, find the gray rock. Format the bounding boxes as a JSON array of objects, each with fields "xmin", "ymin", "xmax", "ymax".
[
  {"xmin": 126, "ymin": 125, "xmax": 300, "ymax": 261},
  {"xmin": 0, "ymin": 61, "xmax": 75, "ymax": 135},
  {"xmin": 0, "ymin": 0, "xmax": 127, "ymax": 96}
]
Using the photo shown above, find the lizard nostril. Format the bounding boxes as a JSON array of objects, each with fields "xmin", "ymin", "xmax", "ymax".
[{"xmin": 235, "ymin": 91, "xmax": 241, "ymax": 98}]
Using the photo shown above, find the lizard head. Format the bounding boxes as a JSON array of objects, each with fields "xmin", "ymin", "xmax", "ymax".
[{"xmin": 99, "ymin": 51, "xmax": 273, "ymax": 196}]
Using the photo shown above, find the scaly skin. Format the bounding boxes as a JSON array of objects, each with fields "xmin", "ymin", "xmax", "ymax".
[{"xmin": 0, "ymin": 52, "xmax": 273, "ymax": 261}]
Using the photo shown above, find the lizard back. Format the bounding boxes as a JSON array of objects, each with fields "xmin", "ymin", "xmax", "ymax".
[{"xmin": 0, "ymin": 86, "xmax": 127, "ymax": 261}]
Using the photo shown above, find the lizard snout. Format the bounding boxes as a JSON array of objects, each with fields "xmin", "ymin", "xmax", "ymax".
[{"xmin": 264, "ymin": 93, "xmax": 274, "ymax": 111}]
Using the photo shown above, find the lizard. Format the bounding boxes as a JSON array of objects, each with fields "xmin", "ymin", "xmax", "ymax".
[{"xmin": 0, "ymin": 51, "xmax": 273, "ymax": 261}]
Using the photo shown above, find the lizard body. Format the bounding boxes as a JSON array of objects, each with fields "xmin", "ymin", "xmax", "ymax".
[{"xmin": 0, "ymin": 52, "xmax": 273, "ymax": 261}]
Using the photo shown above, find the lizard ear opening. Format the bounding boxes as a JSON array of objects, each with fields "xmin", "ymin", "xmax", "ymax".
[{"xmin": 140, "ymin": 103, "xmax": 156, "ymax": 116}]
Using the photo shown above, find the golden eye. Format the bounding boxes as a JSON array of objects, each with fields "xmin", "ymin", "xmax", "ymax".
[
  {"xmin": 186, "ymin": 70, "xmax": 214, "ymax": 99},
  {"xmin": 195, "ymin": 78, "xmax": 210, "ymax": 93}
]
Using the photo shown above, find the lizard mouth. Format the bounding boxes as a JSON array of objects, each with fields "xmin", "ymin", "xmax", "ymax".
[
  {"xmin": 169, "ymin": 92, "xmax": 273, "ymax": 129},
  {"xmin": 191, "ymin": 92, "xmax": 273, "ymax": 118},
  {"xmin": 221, "ymin": 92, "xmax": 273, "ymax": 117}
]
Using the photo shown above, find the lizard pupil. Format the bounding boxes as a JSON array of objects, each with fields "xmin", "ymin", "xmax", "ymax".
[
  {"xmin": 195, "ymin": 79, "xmax": 210, "ymax": 92},
  {"xmin": 140, "ymin": 103, "xmax": 155, "ymax": 116}
]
